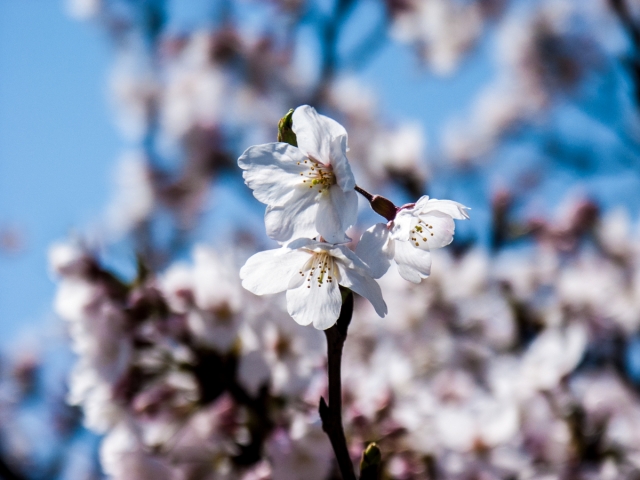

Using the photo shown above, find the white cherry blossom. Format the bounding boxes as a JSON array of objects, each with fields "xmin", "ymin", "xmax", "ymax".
[
  {"xmin": 238, "ymin": 105, "xmax": 358, "ymax": 244},
  {"xmin": 357, "ymin": 196, "xmax": 469, "ymax": 283},
  {"xmin": 240, "ymin": 238, "xmax": 387, "ymax": 330}
]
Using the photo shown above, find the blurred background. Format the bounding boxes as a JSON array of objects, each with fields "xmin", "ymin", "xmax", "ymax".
[{"xmin": 3, "ymin": 0, "xmax": 640, "ymax": 478}]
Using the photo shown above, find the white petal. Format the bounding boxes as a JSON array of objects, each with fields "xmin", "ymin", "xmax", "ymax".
[
  {"xmin": 335, "ymin": 188, "xmax": 358, "ymax": 232},
  {"xmin": 390, "ymin": 210, "xmax": 417, "ymax": 242},
  {"xmin": 418, "ymin": 211, "xmax": 456, "ymax": 249},
  {"xmin": 238, "ymin": 143, "xmax": 309, "ymax": 206},
  {"xmin": 292, "ymin": 105, "xmax": 348, "ymax": 166},
  {"xmin": 265, "ymin": 193, "xmax": 319, "ymax": 243},
  {"xmin": 240, "ymin": 248, "xmax": 310, "ymax": 295},
  {"xmin": 413, "ymin": 195, "xmax": 431, "ymax": 210},
  {"xmin": 286, "ymin": 274, "xmax": 342, "ymax": 329},
  {"xmin": 416, "ymin": 197, "xmax": 470, "ymax": 220},
  {"xmin": 393, "ymin": 239, "xmax": 432, "ymax": 284},
  {"xmin": 329, "ymin": 136, "xmax": 355, "ymax": 190},
  {"xmin": 355, "ymin": 224, "xmax": 392, "ymax": 279},
  {"xmin": 316, "ymin": 187, "xmax": 357, "ymax": 244},
  {"xmin": 288, "ymin": 272, "xmax": 306, "ymax": 289},
  {"xmin": 328, "ymin": 244, "xmax": 370, "ymax": 271},
  {"xmin": 337, "ymin": 262, "xmax": 387, "ymax": 318}
]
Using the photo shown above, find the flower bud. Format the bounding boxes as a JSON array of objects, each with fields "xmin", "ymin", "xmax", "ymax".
[
  {"xmin": 371, "ymin": 195, "xmax": 397, "ymax": 221},
  {"xmin": 359, "ymin": 442, "xmax": 382, "ymax": 479},
  {"xmin": 277, "ymin": 108, "xmax": 297, "ymax": 147}
]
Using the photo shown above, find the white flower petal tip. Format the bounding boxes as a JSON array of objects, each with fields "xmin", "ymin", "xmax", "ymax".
[
  {"xmin": 240, "ymin": 240, "xmax": 386, "ymax": 328},
  {"xmin": 413, "ymin": 196, "xmax": 471, "ymax": 220}
]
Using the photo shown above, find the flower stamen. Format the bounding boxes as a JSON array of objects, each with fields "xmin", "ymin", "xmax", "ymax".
[
  {"xmin": 299, "ymin": 159, "xmax": 336, "ymax": 194},
  {"xmin": 300, "ymin": 251, "xmax": 337, "ymax": 288},
  {"xmin": 411, "ymin": 220, "xmax": 435, "ymax": 247}
]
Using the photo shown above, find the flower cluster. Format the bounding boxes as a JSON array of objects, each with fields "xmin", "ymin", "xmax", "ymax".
[
  {"xmin": 49, "ymin": 241, "xmax": 337, "ymax": 479},
  {"xmin": 238, "ymin": 105, "xmax": 469, "ymax": 329},
  {"xmin": 43, "ymin": 198, "xmax": 640, "ymax": 480}
]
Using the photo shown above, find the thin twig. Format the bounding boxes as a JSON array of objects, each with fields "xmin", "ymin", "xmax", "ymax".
[
  {"xmin": 354, "ymin": 185, "xmax": 374, "ymax": 202},
  {"xmin": 319, "ymin": 290, "xmax": 356, "ymax": 480}
]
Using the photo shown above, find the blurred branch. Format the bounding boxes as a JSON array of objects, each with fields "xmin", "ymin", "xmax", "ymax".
[
  {"xmin": 610, "ymin": 0, "xmax": 640, "ymax": 47},
  {"xmin": 310, "ymin": 0, "xmax": 358, "ymax": 104},
  {"xmin": 344, "ymin": 12, "xmax": 388, "ymax": 72},
  {"xmin": 609, "ymin": 0, "xmax": 640, "ymax": 106},
  {"xmin": 190, "ymin": 348, "xmax": 274, "ymax": 467}
]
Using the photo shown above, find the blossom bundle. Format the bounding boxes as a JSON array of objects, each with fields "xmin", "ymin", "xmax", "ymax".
[{"xmin": 238, "ymin": 105, "xmax": 469, "ymax": 329}]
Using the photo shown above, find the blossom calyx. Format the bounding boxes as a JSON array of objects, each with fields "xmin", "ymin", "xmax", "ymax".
[
  {"xmin": 371, "ymin": 195, "xmax": 398, "ymax": 221},
  {"xmin": 277, "ymin": 108, "xmax": 297, "ymax": 147}
]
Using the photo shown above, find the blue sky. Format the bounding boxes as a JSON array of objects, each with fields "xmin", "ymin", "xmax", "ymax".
[{"xmin": 0, "ymin": 1, "xmax": 120, "ymax": 345}]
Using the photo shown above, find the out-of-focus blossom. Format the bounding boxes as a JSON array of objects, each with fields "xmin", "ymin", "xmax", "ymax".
[
  {"xmin": 110, "ymin": 52, "xmax": 159, "ymax": 140},
  {"xmin": 105, "ymin": 151, "xmax": 155, "ymax": 236},
  {"xmin": 390, "ymin": 0, "xmax": 485, "ymax": 74},
  {"xmin": 65, "ymin": 0, "xmax": 101, "ymax": 20},
  {"xmin": 161, "ymin": 248, "xmax": 255, "ymax": 355},
  {"xmin": 519, "ymin": 323, "xmax": 588, "ymax": 392},
  {"xmin": 497, "ymin": 1, "xmax": 604, "ymax": 103},
  {"xmin": 100, "ymin": 423, "xmax": 172, "ymax": 480},
  {"xmin": 160, "ymin": 32, "xmax": 229, "ymax": 139},
  {"xmin": 265, "ymin": 414, "xmax": 333, "ymax": 480},
  {"xmin": 368, "ymin": 122, "xmax": 428, "ymax": 187}
]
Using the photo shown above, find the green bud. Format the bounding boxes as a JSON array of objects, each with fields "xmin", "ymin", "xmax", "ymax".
[
  {"xmin": 277, "ymin": 108, "xmax": 298, "ymax": 147},
  {"xmin": 359, "ymin": 442, "xmax": 382, "ymax": 480},
  {"xmin": 371, "ymin": 195, "xmax": 397, "ymax": 221}
]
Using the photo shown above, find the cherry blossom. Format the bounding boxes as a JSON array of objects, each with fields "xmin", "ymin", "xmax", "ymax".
[
  {"xmin": 240, "ymin": 238, "xmax": 386, "ymax": 329},
  {"xmin": 357, "ymin": 196, "xmax": 469, "ymax": 283},
  {"xmin": 238, "ymin": 105, "xmax": 358, "ymax": 244}
]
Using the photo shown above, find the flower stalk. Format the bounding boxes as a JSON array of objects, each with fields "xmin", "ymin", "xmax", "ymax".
[
  {"xmin": 319, "ymin": 288, "xmax": 356, "ymax": 480},
  {"xmin": 355, "ymin": 185, "xmax": 398, "ymax": 221}
]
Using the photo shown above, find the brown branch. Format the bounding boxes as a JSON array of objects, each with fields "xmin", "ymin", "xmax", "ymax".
[{"xmin": 319, "ymin": 289, "xmax": 356, "ymax": 480}]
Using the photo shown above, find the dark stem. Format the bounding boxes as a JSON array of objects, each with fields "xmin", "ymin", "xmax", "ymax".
[
  {"xmin": 0, "ymin": 453, "xmax": 26, "ymax": 480},
  {"xmin": 354, "ymin": 185, "xmax": 374, "ymax": 202},
  {"xmin": 610, "ymin": 0, "xmax": 640, "ymax": 49},
  {"xmin": 319, "ymin": 289, "xmax": 356, "ymax": 480}
]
